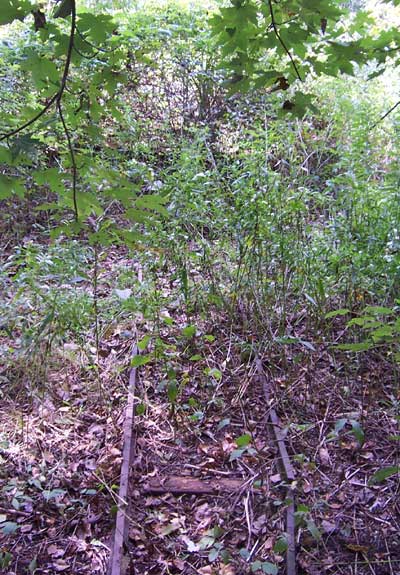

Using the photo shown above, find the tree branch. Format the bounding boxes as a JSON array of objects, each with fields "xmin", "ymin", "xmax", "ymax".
[
  {"xmin": 1, "ymin": 3, "xmax": 76, "ymax": 141},
  {"xmin": 267, "ymin": 0, "xmax": 303, "ymax": 82},
  {"xmin": 76, "ymin": 26, "xmax": 116, "ymax": 54},
  {"xmin": 57, "ymin": 1, "xmax": 76, "ymax": 104},
  {"xmin": 0, "ymin": 1, "xmax": 79, "ymax": 220},
  {"xmin": 0, "ymin": 94, "xmax": 57, "ymax": 141},
  {"xmin": 371, "ymin": 100, "xmax": 400, "ymax": 129},
  {"xmin": 57, "ymin": 101, "xmax": 78, "ymax": 221}
]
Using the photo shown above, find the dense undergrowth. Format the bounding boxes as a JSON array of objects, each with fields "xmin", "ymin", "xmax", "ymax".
[{"xmin": 0, "ymin": 1, "xmax": 400, "ymax": 573}]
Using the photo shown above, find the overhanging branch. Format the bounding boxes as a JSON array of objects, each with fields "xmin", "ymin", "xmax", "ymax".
[
  {"xmin": 0, "ymin": 0, "xmax": 79, "ymax": 221},
  {"xmin": 267, "ymin": 0, "xmax": 303, "ymax": 82}
]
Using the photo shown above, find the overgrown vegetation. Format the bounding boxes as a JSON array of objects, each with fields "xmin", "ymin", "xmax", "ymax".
[{"xmin": 0, "ymin": 0, "xmax": 399, "ymax": 574}]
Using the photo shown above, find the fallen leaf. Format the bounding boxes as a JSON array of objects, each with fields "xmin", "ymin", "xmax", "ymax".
[
  {"xmin": 319, "ymin": 448, "xmax": 330, "ymax": 466},
  {"xmin": 115, "ymin": 288, "xmax": 132, "ymax": 300},
  {"xmin": 180, "ymin": 535, "xmax": 199, "ymax": 552},
  {"xmin": 321, "ymin": 520, "xmax": 336, "ymax": 534},
  {"xmin": 220, "ymin": 564, "xmax": 235, "ymax": 574},
  {"xmin": 270, "ymin": 474, "xmax": 281, "ymax": 483},
  {"xmin": 346, "ymin": 544, "xmax": 369, "ymax": 553},
  {"xmin": 173, "ymin": 558, "xmax": 185, "ymax": 571},
  {"xmin": 52, "ymin": 558, "xmax": 69, "ymax": 571}
]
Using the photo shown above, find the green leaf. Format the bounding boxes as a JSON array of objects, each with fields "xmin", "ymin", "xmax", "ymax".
[
  {"xmin": 34, "ymin": 168, "xmax": 65, "ymax": 193},
  {"xmin": 273, "ymin": 536, "xmax": 288, "ymax": 553},
  {"xmin": 325, "ymin": 308, "xmax": 351, "ymax": 319},
  {"xmin": 203, "ymin": 334, "xmax": 215, "ymax": 342},
  {"xmin": 372, "ymin": 325, "xmax": 394, "ymax": 340},
  {"xmin": 199, "ymin": 535, "xmax": 215, "ymax": 550},
  {"xmin": 167, "ymin": 380, "xmax": 178, "ymax": 404},
  {"xmin": 229, "ymin": 448, "xmax": 245, "ymax": 461},
  {"xmin": 208, "ymin": 545, "xmax": 220, "ymax": 562},
  {"xmin": 363, "ymin": 306, "xmax": 393, "ymax": 315},
  {"xmin": 0, "ymin": 0, "xmax": 33, "ymax": 25},
  {"xmin": 235, "ymin": 433, "xmax": 251, "ymax": 447},
  {"xmin": 336, "ymin": 342, "xmax": 372, "ymax": 352},
  {"xmin": 347, "ymin": 317, "xmax": 375, "ymax": 327},
  {"xmin": 306, "ymin": 518, "xmax": 322, "ymax": 541},
  {"xmin": 77, "ymin": 13, "xmax": 115, "ymax": 43},
  {"xmin": 0, "ymin": 551, "xmax": 12, "ymax": 568},
  {"xmin": 368, "ymin": 466, "xmax": 400, "ymax": 485},
  {"xmin": 138, "ymin": 335, "xmax": 151, "ymax": 351},
  {"xmin": 20, "ymin": 55, "xmax": 59, "ymax": 90},
  {"xmin": 350, "ymin": 420, "xmax": 365, "ymax": 446},
  {"xmin": 261, "ymin": 563, "xmax": 278, "ymax": 575},
  {"xmin": 182, "ymin": 325, "xmax": 196, "ymax": 338},
  {"xmin": 217, "ymin": 418, "xmax": 230, "ymax": 431},
  {"xmin": 43, "ymin": 488, "xmax": 66, "ymax": 501},
  {"xmin": 251, "ymin": 561, "xmax": 279, "ymax": 575},
  {"xmin": 334, "ymin": 418, "xmax": 347, "ymax": 434},
  {"xmin": 0, "ymin": 175, "xmax": 25, "ymax": 199},
  {"xmin": 28, "ymin": 557, "xmax": 37, "ymax": 573},
  {"xmin": 136, "ymin": 403, "xmax": 145, "ymax": 415},
  {"xmin": 1, "ymin": 521, "xmax": 19, "ymax": 535},
  {"xmin": 131, "ymin": 354, "xmax": 152, "ymax": 367},
  {"xmin": 0, "ymin": 145, "xmax": 12, "ymax": 163},
  {"xmin": 136, "ymin": 194, "xmax": 168, "ymax": 216},
  {"xmin": 208, "ymin": 367, "xmax": 222, "ymax": 381}
]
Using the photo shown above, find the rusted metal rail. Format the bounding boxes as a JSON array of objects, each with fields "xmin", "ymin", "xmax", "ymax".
[
  {"xmin": 109, "ymin": 347, "xmax": 297, "ymax": 575},
  {"xmin": 256, "ymin": 358, "xmax": 297, "ymax": 575},
  {"xmin": 109, "ymin": 343, "xmax": 138, "ymax": 575}
]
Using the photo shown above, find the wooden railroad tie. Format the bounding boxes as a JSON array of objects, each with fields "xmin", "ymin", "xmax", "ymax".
[{"xmin": 142, "ymin": 475, "xmax": 264, "ymax": 495}]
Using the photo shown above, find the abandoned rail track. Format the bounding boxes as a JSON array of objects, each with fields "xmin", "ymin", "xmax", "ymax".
[{"xmin": 109, "ymin": 341, "xmax": 297, "ymax": 575}]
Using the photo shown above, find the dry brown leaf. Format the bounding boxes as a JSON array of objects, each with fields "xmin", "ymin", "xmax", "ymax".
[
  {"xmin": 322, "ymin": 520, "xmax": 336, "ymax": 534},
  {"xmin": 346, "ymin": 543, "xmax": 369, "ymax": 553},
  {"xmin": 52, "ymin": 558, "xmax": 69, "ymax": 571},
  {"xmin": 319, "ymin": 447, "xmax": 330, "ymax": 466},
  {"xmin": 219, "ymin": 564, "xmax": 235, "ymax": 575},
  {"xmin": 270, "ymin": 473, "xmax": 281, "ymax": 483},
  {"xmin": 252, "ymin": 513, "xmax": 267, "ymax": 534},
  {"xmin": 173, "ymin": 558, "xmax": 185, "ymax": 571}
]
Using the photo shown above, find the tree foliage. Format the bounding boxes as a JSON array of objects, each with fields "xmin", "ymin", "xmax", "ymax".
[
  {"xmin": 1, "ymin": 0, "xmax": 400, "ymax": 232},
  {"xmin": 210, "ymin": 0, "xmax": 400, "ymax": 114}
]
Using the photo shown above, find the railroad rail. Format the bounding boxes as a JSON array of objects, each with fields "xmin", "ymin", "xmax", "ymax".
[{"xmin": 109, "ymin": 346, "xmax": 297, "ymax": 575}]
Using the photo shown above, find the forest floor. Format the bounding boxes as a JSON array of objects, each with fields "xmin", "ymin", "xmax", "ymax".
[{"xmin": 0, "ymin": 247, "xmax": 399, "ymax": 575}]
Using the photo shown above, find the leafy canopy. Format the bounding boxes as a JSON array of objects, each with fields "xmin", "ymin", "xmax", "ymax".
[{"xmin": 210, "ymin": 0, "xmax": 400, "ymax": 114}]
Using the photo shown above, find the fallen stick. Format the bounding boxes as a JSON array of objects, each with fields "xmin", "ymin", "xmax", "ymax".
[
  {"xmin": 109, "ymin": 343, "xmax": 138, "ymax": 575},
  {"xmin": 256, "ymin": 358, "xmax": 297, "ymax": 575}
]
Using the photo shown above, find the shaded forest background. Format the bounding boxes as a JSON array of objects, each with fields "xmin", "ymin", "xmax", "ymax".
[{"xmin": 0, "ymin": 0, "xmax": 399, "ymax": 573}]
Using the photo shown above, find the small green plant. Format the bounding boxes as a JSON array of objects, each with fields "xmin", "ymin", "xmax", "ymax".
[
  {"xmin": 328, "ymin": 418, "xmax": 365, "ymax": 447},
  {"xmin": 0, "ymin": 550, "xmax": 13, "ymax": 569},
  {"xmin": 198, "ymin": 526, "xmax": 230, "ymax": 563},
  {"xmin": 295, "ymin": 504, "xmax": 322, "ymax": 542},
  {"xmin": 250, "ymin": 561, "xmax": 278, "ymax": 574},
  {"xmin": 229, "ymin": 433, "xmax": 257, "ymax": 461},
  {"xmin": 335, "ymin": 305, "xmax": 400, "ymax": 361}
]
